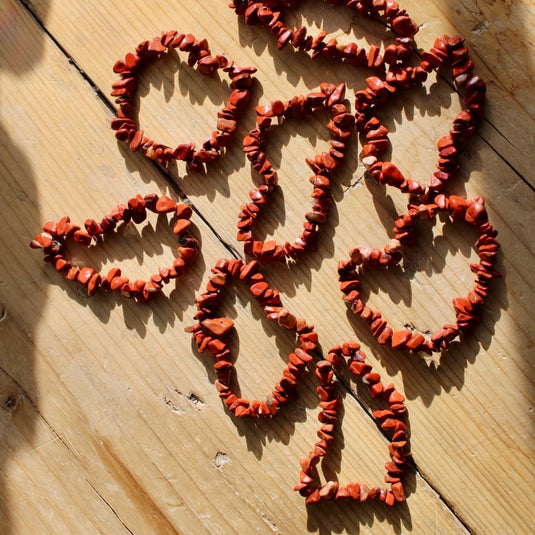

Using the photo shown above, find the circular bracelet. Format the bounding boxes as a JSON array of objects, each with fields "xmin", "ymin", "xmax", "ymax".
[
  {"xmin": 186, "ymin": 258, "xmax": 318, "ymax": 417},
  {"xmin": 295, "ymin": 341, "xmax": 411, "ymax": 505},
  {"xmin": 238, "ymin": 84, "xmax": 354, "ymax": 263},
  {"xmin": 338, "ymin": 194, "xmax": 501, "ymax": 355},
  {"xmin": 229, "ymin": 0, "xmax": 419, "ymax": 70},
  {"xmin": 356, "ymin": 35, "xmax": 487, "ymax": 199},
  {"xmin": 30, "ymin": 194, "xmax": 199, "ymax": 302},
  {"xmin": 111, "ymin": 30, "xmax": 257, "ymax": 169}
]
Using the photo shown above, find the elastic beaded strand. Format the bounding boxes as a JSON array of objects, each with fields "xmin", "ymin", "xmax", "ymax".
[
  {"xmin": 238, "ymin": 83, "xmax": 354, "ymax": 263},
  {"xmin": 30, "ymin": 194, "xmax": 199, "ymax": 302},
  {"xmin": 295, "ymin": 341, "xmax": 411, "ymax": 505},
  {"xmin": 356, "ymin": 35, "xmax": 487, "ymax": 200},
  {"xmin": 187, "ymin": 258, "xmax": 318, "ymax": 417},
  {"xmin": 111, "ymin": 30, "xmax": 257, "ymax": 170},
  {"xmin": 338, "ymin": 194, "xmax": 501, "ymax": 356},
  {"xmin": 229, "ymin": 0, "xmax": 419, "ymax": 71}
]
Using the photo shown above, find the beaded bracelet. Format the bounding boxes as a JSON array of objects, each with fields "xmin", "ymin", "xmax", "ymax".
[
  {"xmin": 295, "ymin": 341, "xmax": 411, "ymax": 505},
  {"xmin": 238, "ymin": 83, "xmax": 354, "ymax": 263},
  {"xmin": 30, "ymin": 194, "xmax": 198, "ymax": 302},
  {"xmin": 338, "ymin": 194, "xmax": 501, "ymax": 355},
  {"xmin": 229, "ymin": 0, "xmax": 419, "ymax": 70},
  {"xmin": 357, "ymin": 35, "xmax": 487, "ymax": 199},
  {"xmin": 186, "ymin": 258, "xmax": 318, "ymax": 417},
  {"xmin": 111, "ymin": 30, "xmax": 257, "ymax": 169}
]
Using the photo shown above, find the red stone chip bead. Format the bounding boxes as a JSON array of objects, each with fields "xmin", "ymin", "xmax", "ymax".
[
  {"xmin": 229, "ymin": 0, "xmax": 419, "ymax": 71},
  {"xmin": 356, "ymin": 35, "xmax": 487, "ymax": 200},
  {"xmin": 111, "ymin": 30, "xmax": 257, "ymax": 170},
  {"xmin": 238, "ymin": 83, "xmax": 354, "ymax": 263},
  {"xmin": 338, "ymin": 194, "xmax": 501, "ymax": 356},
  {"xmin": 30, "ymin": 194, "xmax": 199, "ymax": 302},
  {"xmin": 295, "ymin": 341, "xmax": 411, "ymax": 505},
  {"xmin": 186, "ymin": 258, "xmax": 318, "ymax": 417}
]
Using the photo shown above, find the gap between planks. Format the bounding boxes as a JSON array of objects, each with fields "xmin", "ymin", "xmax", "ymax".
[{"xmin": 0, "ymin": 365, "xmax": 135, "ymax": 533}]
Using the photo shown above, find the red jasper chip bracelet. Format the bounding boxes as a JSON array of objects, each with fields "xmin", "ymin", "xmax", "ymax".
[
  {"xmin": 187, "ymin": 258, "xmax": 318, "ymax": 417},
  {"xmin": 229, "ymin": 0, "xmax": 419, "ymax": 70},
  {"xmin": 357, "ymin": 35, "xmax": 487, "ymax": 199},
  {"xmin": 295, "ymin": 341, "xmax": 411, "ymax": 505},
  {"xmin": 111, "ymin": 30, "xmax": 257, "ymax": 169},
  {"xmin": 238, "ymin": 83, "xmax": 354, "ymax": 263},
  {"xmin": 338, "ymin": 194, "xmax": 501, "ymax": 355},
  {"xmin": 30, "ymin": 194, "xmax": 198, "ymax": 302}
]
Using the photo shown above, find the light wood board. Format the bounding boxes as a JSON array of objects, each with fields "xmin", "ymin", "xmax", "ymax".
[{"xmin": 0, "ymin": 0, "xmax": 534, "ymax": 533}]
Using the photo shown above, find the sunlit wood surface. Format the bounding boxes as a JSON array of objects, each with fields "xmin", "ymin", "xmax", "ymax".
[{"xmin": 1, "ymin": 1, "xmax": 534, "ymax": 533}]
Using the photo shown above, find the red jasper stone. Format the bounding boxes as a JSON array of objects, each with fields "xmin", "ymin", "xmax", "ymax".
[
  {"xmin": 391, "ymin": 482, "xmax": 405, "ymax": 502},
  {"xmin": 201, "ymin": 317, "xmax": 235, "ymax": 336},
  {"xmin": 405, "ymin": 333, "xmax": 425, "ymax": 350},
  {"xmin": 77, "ymin": 267, "xmax": 94, "ymax": 285},
  {"xmin": 465, "ymin": 198, "xmax": 488, "ymax": 225},
  {"xmin": 391, "ymin": 330, "xmax": 412, "ymax": 349},
  {"xmin": 30, "ymin": 232, "xmax": 53, "ymax": 249},
  {"xmin": 155, "ymin": 195, "xmax": 177, "ymax": 213},
  {"xmin": 173, "ymin": 219, "xmax": 191, "ymax": 235},
  {"xmin": 31, "ymin": 194, "xmax": 197, "ymax": 300}
]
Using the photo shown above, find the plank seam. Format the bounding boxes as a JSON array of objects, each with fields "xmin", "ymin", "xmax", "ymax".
[
  {"xmin": 0, "ymin": 366, "xmax": 136, "ymax": 534},
  {"xmin": 431, "ymin": 73, "xmax": 535, "ymax": 194},
  {"xmin": 82, "ymin": 478, "xmax": 136, "ymax": 535}
]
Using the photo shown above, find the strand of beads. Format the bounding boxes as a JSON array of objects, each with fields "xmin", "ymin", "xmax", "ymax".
[
  {"xmin": 229, "ymin": 0, "xmax": 419, "ymax": 71},
  {"xmin": 238, "ymin": 83, "xmax": 354, "ymax": 263},
  {"xmin": 296, "ymin": 341, "xmax": 411, "ymax": 505},
  {"xmin": 187, "ymin": 258, "xmax": 318, "ymax": 417},
  {"xmin": 338, "ymin": 195, "xmax": 501, "ymax": 355},
  {"xmin": 356, "ymin": 35, "xmax": 487, "ymax": 200},
  {"xmin": 111, "ymin": 30, "xmax": 256, "ymax": 170},
  {"xmin": 30, "ymin": 194, "xmax": 198, "ymax": 302}
]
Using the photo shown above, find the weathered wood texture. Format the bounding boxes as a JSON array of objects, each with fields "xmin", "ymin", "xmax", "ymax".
[{"xmin": 0, "ymin": 0, "xmax": 533, "ymax": 533}]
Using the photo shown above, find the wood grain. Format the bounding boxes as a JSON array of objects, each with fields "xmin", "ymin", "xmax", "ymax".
[{"xmin": 1, "ymin": 0, "xmax": 534, "ymax": 533}]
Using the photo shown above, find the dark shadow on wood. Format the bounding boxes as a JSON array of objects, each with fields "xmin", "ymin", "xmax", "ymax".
[{"xmin": 0, "ymin": 1, "xmax": 51, "ymax": 533}]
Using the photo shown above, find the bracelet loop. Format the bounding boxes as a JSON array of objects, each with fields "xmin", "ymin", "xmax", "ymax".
[
  {"xmin": 187, "ymin": 258, "xmax": 318, "ymax": 417},
  {"xmin": 356, "ymin": 35, "xmax": 487, "ymax": 200},
  {"xmin": 238, "ymin": 84, "xmax": 354, "ymax": 263},
  {"xmin": 338, "ymin": 194, "xmax": 501, "ymax": 356},
  {"xmin": 296, "ymin": 341, "xmax": 411, "ymax": 505},
  {"xmin": 30, "ymin": 194, "xmax": 198, "ymax": 302},
  {"xmin": 111, "ymin": 30, "xmax": 257, "ymax": 170}
]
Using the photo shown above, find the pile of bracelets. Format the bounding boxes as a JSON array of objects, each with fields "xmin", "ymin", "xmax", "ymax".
[{"xmin": 30, "ymin": 1, "xmax": 501, "ymax": 509}]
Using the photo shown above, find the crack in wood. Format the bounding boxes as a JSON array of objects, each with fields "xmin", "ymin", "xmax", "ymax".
[
  {"xmin": 0, "ymin": 306, "xmax": 7, "ymax": 324},
  {"xmin": 83, "ymin": 479, "xmax": 135, "ymax": 535},
  {"xmin": 342, "ymin": 172, "xmax": 366, "ymax": 194}
]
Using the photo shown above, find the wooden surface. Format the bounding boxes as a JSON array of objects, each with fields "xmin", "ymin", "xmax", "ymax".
[{"xmin": 1, "ymin": 0, "xmax": 534, "ymax": 533}]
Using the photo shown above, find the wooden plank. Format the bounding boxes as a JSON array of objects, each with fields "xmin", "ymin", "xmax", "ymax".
[
  {"xmin": 0, "ymin": 368, "xmax": 131, "ymax": 534},
  {"xmin": 1, "ymin": 0, "xmax": 534, "ymax": 533}
]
